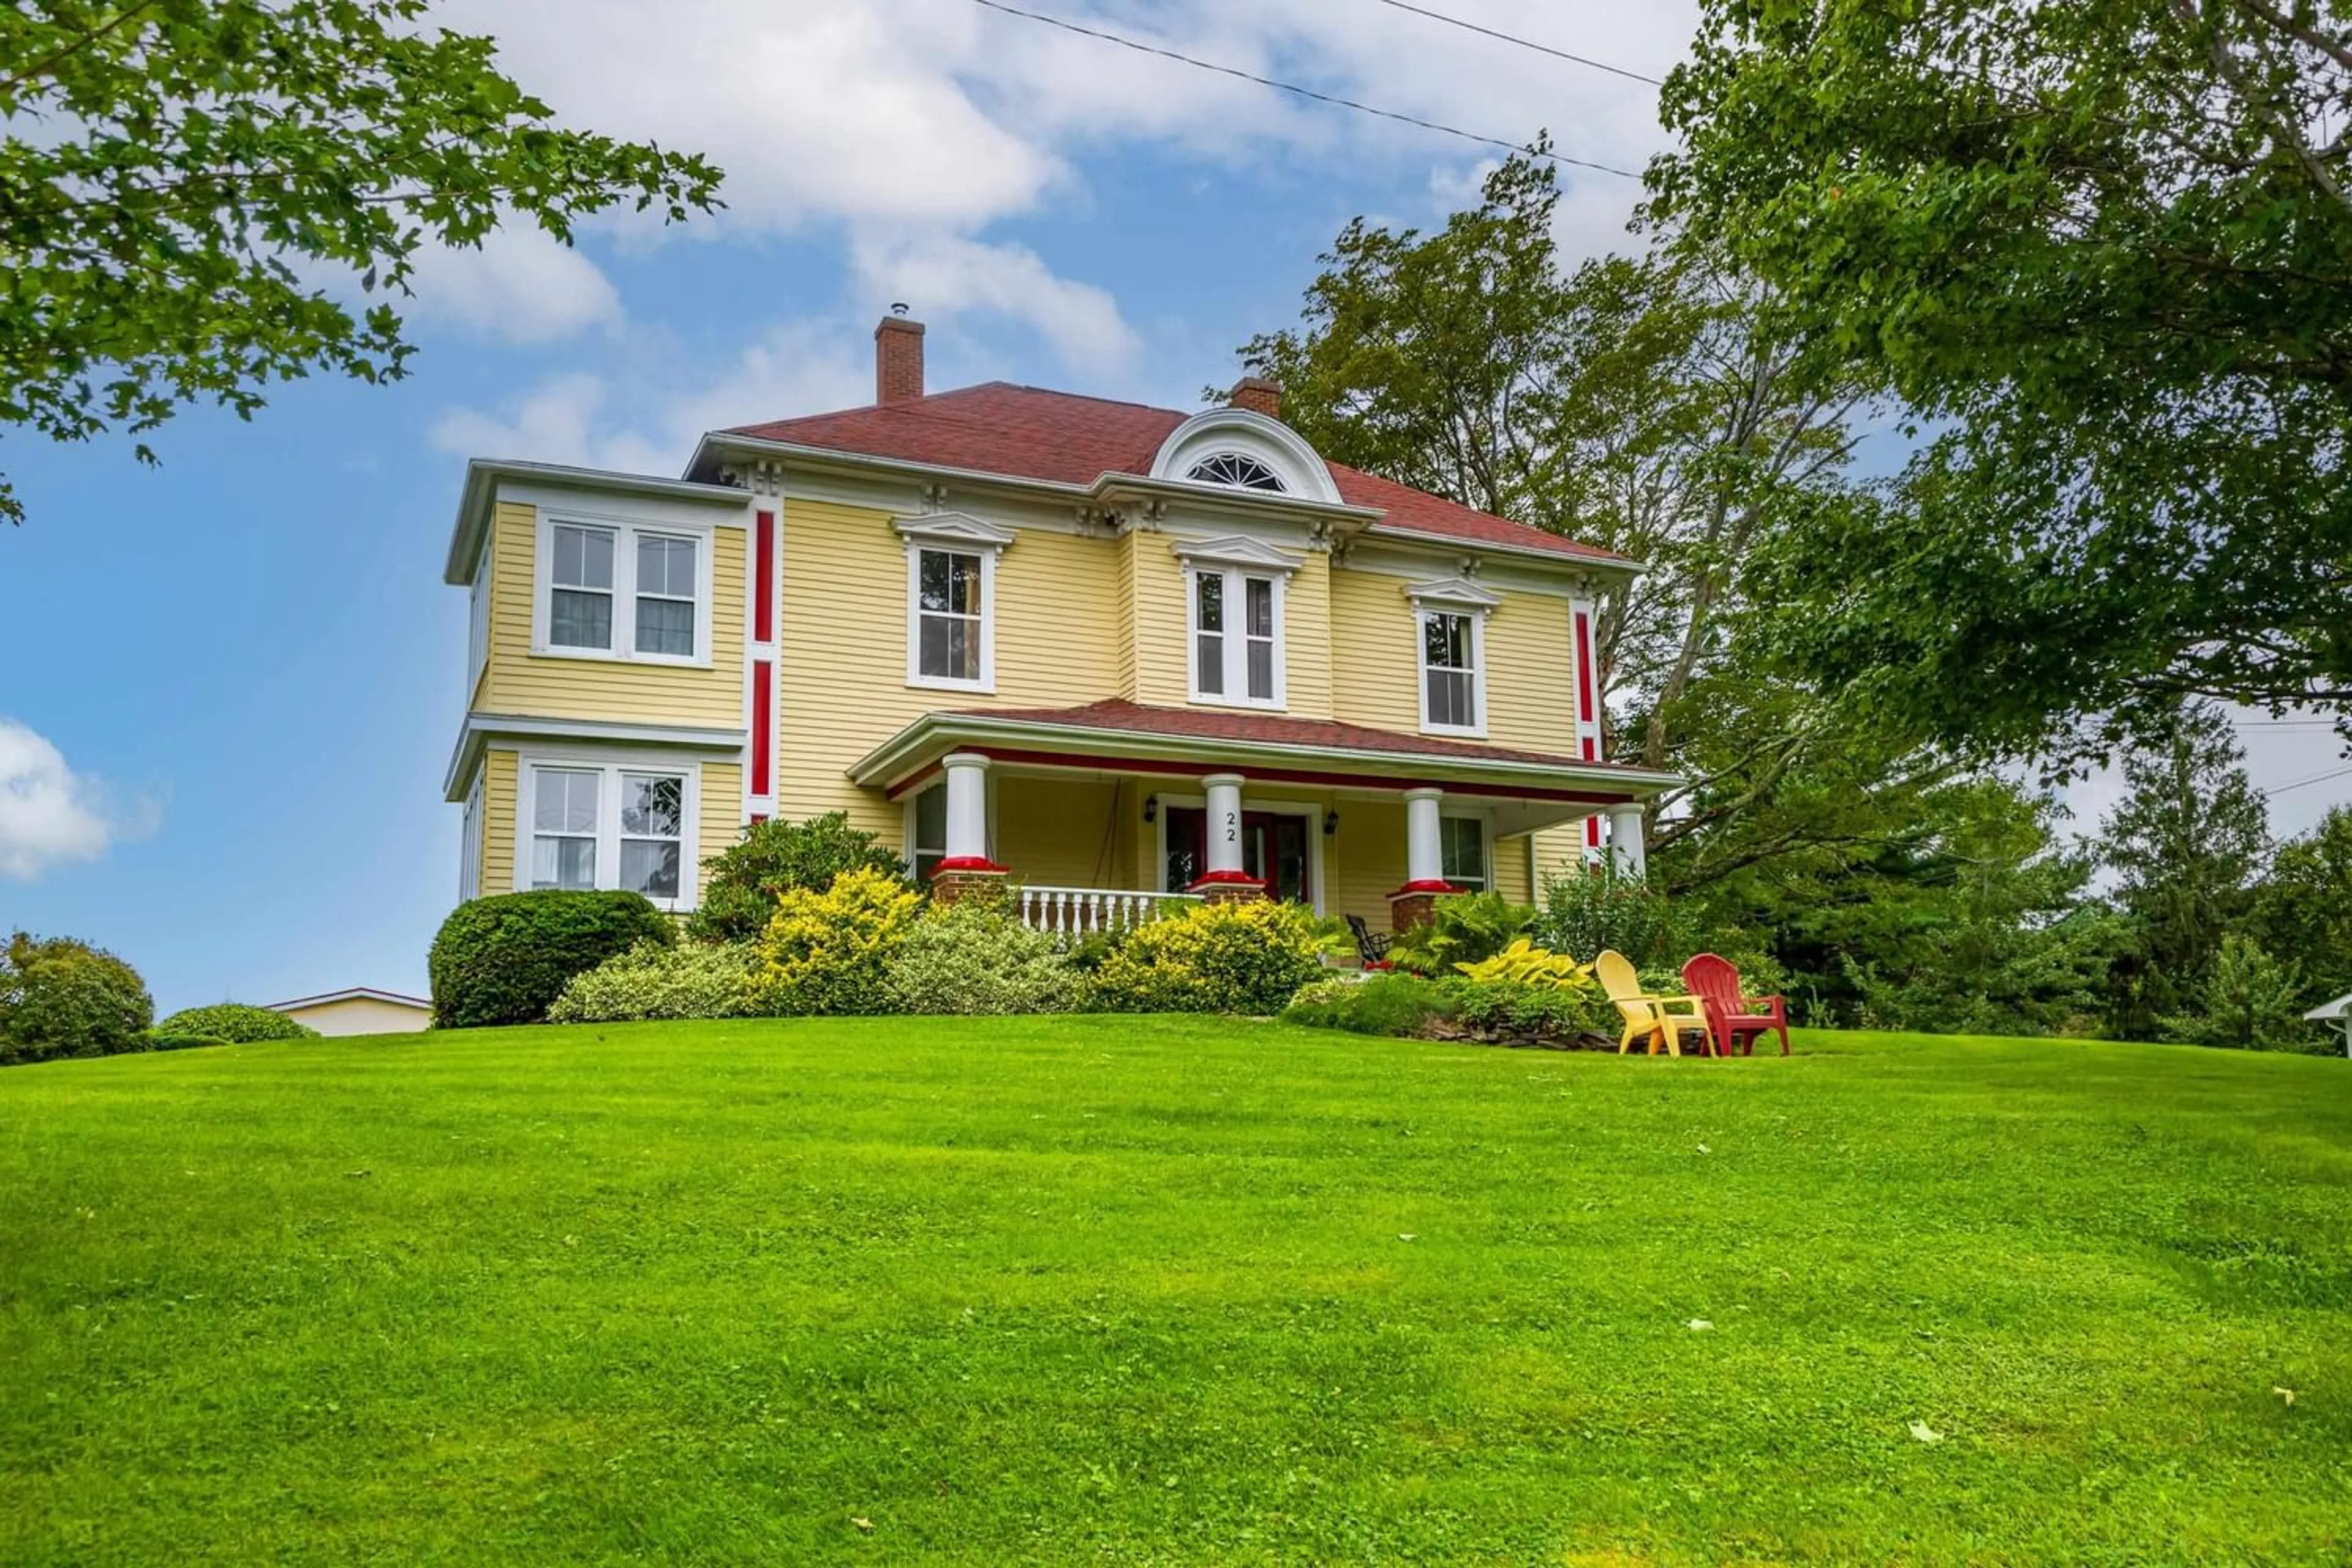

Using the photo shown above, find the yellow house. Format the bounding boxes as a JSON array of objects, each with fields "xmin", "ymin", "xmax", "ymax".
[{"xmin": 442, "ymin": 315, "xmax": 1673, "ymax": 940}]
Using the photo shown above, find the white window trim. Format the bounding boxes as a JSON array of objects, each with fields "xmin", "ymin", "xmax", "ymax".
[
  {"xmin": 1185, "ymin": 565, "xmax": 1289, "ymax": 710},
  {"xmin": 1151, "ymin": 792, "xmax": 1324, "ymax": 914},
  {"xmin": 1415, "ymin": 606, "xmax": 1488, "ymax": 739},
  {"xmin": 896, "ymin": 513, "xmax": 1012, "ymax": 695},
  {"xmin": 513, "ymin": 751, "xmax": 704, "ymax": 913},
  {"xmin": 530, "ymin": 508, "xmax": 717, "ymax": 669},
  {"xmin": 1439, "ymin": 810, "xmax": 1495, "ymax": 892},
  {"xmin": 459, "ymin": 775, "xmax": 484, "ymax": 902},
  {"xmin": 466, "ymin": 530, "xmax": 492, "ymax": 698}
]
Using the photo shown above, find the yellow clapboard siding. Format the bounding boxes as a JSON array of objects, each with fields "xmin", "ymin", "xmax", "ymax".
[
  {"xmin": 1528, "ymin": 824, "xmax": 1591, "ymax": 892},
  {"xmin": 1283, "ymin": 552, "xmax": 1334, "ymax": 720},
  {"xmin": 774, "ymin": 500, "xmax": 1125, "ymax": 837},
  {"xmin": 995, "ymin": 777, "xmax": 1132, "ymax": 888},
  {"xmin": 1126, "ymin": 532, "xmax": 1189, "ymax": 707},
  {"xmin": 1491, "ymin": 834, "xmax": 1532, "ymax": 903},
  {"xmin": 481, "ymin": 748, "xmax": 517, "ymax": 895},
  {"xmin": 1482, "ymin": 589, "xmax": 1577, "ymax": 756},
  {"xmin": 697, "ymin": 763, "xmax": 742, "ymax": 899},
  {"xmin": 1329, "ymin": 567, "xmax": 1421, "ymax": 734},
  {"xmin": 1329, "ymin": 799, "xmax": 1408, "ymax": 928},
  {"xmin": 478, "ymin": 501, "xmax": 747, "ymax": 728}
]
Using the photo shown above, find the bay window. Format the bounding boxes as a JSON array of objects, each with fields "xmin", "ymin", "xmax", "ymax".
[
  {"xmin": 535, "ymin": 511, "xmax": 711, "ymax": 665},
  {"xmin": 518, "ymin": 758, "xmax": 699, "ymax": 909}
]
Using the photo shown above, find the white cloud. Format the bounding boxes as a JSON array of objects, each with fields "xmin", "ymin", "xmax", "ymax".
[
  {"xmin": 851, "ymin": 234, "xmax": 1139, "ymax": 373},
  {"xmin": 429, "ymin": 320, "xmax": 878, "ymax": 476},
  {"xmin": 0, "ymin": 722, "xmax": 149, "ymax": 882},
  {"xmin": 404, "ymin": 229, "xmax": 623, "ymax": 344}
]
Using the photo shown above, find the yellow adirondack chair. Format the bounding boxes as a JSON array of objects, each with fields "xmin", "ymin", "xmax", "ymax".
[{"xmin": 1595, "ymin": 949, "xmax": 1713, "ymax": 1057}]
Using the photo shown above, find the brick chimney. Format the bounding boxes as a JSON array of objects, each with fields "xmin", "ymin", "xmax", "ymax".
[
  {"xmin": 875, "ymin": 311, "xmax": 925, "ymax": 405},
  {"xmin": 1226, "ymin": 375, "xmax": 1283, "ymax": 421}
]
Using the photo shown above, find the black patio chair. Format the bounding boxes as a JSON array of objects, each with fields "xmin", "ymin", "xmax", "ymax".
[{"xmin": 1345, "ymin": 913, "xmax": 1393, "ymax": 967}]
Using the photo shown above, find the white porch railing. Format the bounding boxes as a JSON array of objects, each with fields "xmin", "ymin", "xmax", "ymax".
[{"xmin": 1017, "ymin": 886, "xmax": 1201, "ymax": 938}]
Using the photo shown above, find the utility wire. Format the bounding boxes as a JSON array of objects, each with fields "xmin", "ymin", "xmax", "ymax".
[
  {"xmin": 1368, "ymin": 0, "xmax": 1665, "ymax": 86},
  {"xmin": 2264, "ymin": 764, "xmax": 2352, "ymax": 797},
  {"xmin": 965, "ymin": 0, "xmax": 1643, "ymax": 179}
]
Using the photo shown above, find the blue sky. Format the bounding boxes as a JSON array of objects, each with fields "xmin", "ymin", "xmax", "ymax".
[{"xmin": 2, "ymin": 1, "xmax": 2342, "ymax": 1013}]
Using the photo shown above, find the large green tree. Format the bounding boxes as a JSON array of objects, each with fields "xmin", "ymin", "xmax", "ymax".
[
  {"xmin": 0, "ymin": 0, "xmax": 725, "ymax": 524},
  {"xmin": 1651, "ymin": 0, "xmax": 2352, "ymax": 763},
  {"xmin": 2247, "ymin": 804, "xmax": 2352, "ymax": 1008},
  {"xmin": 2098, "ymin": 701, "xmax": 2272, "ymax": 1035},
  {"xmin": 1235, "ymin": 150, "xmax": 1948, "ymax": 889}
]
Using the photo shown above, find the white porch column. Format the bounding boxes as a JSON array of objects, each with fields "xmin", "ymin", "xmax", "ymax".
[
  {"xmin": 1404, "ymin": 787, "xmax": 1447, "ymax": 889},
  {"xmin": 1202, "ymin": 773, "xmax": 1246, "ymax": 877},
  {"xmin": 941, "ymin": 752, "xmax": 997, "ymax": 869},
  {"xmin": 1605, "ymin": 801, "xmax": 1647, "ymax": 880}
]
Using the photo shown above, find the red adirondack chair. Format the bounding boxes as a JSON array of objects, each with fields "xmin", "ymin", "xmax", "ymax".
[{"xmin": 1680, "ymin": 954, "xmax": 1790, "ymax": 1057}]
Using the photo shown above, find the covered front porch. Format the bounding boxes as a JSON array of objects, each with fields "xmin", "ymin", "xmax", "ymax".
[{"xmin": 851, "ymin": 700, "xmax": 1674, "ymax": 939}]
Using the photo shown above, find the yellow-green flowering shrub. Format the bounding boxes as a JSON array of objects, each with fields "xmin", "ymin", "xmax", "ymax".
[
  {"xmin": 757, "ymin": 866, "xmax": 924, "ymax": 1016},
  {"xmin": 1088, "ymin": 899, "xmax": 1339, "ymax": 1015}
]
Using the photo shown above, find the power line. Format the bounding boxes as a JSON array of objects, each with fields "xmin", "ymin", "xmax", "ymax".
[
  {"xmin": 2264, "ymin": 764, "xmax": 2352, "ymax": 797},
  {"xmin": 965, "ymin": 0, "xmax": 1643, "ymax": 180},
  {"xmin": 1368, "ymin": 0, "xmax": 1665, "ymax": 87}
]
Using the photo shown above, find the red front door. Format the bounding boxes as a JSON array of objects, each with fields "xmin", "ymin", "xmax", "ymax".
[{"xmin": 1164, "ymin": 807, "xmax": 1311, "ymax": 903}]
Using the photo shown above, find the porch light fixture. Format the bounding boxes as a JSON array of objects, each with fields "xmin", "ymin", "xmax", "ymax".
[
  {"xmin": 1324, "ymin": 810, "xmax": 1338, "ymax": 837},
  {"xmin": 1143, "ymin": 794, "xmax": 1158, "ymax": 824}
]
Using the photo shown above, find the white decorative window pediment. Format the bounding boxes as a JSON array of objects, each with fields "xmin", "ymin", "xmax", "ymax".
[
  {"xmin": 1170, "ymin": 533, "xmax": 1302, "ymax": 576},
  {"xmin": 1404, "ymin": 575, "xmax": 1502, "ymax": 614},
  {"xmin": 892, "ymin": 511, "xmax": 1016, "ymax": 554}
]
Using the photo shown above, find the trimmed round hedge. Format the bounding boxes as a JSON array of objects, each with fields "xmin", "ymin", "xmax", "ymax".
[
  {"xmin": 428, "ymin": 891, "xmax": 676, "ymax": 1028},
  {"xmin": 155, "ymin": 1003, "xmax": 317, "ymax": 1043}
]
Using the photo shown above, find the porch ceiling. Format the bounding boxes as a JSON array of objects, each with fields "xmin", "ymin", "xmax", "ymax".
[{"xmin": 848, "ymin": 698, "xmax": 1677, "ymax": 806}]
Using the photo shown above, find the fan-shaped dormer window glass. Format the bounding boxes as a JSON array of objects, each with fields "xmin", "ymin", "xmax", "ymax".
[{"xmin": 1186, "ymin": 452, "xmax": 1287, "ymax": 492}]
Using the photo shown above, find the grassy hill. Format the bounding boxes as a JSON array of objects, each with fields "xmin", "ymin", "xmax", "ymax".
[{"xmin": 1, "ymin": 1019, "xmax": 2346, "ymax": 1564}]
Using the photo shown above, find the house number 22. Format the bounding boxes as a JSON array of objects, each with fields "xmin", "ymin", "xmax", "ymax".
[{"xmin": 1224, "ymin": 811, "xmax": 1238, "ymax": 843}]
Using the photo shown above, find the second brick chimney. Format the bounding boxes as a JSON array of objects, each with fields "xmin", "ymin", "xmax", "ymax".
[
  {"xmin": 1226, "ymin": 376, "xmax": 1283, "ymax": 421},
  {"xmin": 875, "ymin": 312, "xmax": 925, "ymax": 404}
]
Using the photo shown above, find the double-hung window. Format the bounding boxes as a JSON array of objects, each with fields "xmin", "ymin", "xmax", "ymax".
[
  {"xmin": 549, "ymin": 524, "xmax": 616, "ymax": 651},
  {"xmin": 910, "ymin": 783, "xmax": 948, "ymax": 884},
  {"xmin": 1420, "ymin": 609, "xmax": 1483, "ymax": 733},
  {"xmin": 634, "ymin": 535, "xmax": 698, "ymax": 657},
  {"xmin": 897, "ymin": 514, "xmax": 1011, "ymax": 692},
  {"xmin": 530, "ymin": 767, "xmax": 602, "ymax": 890},
  {"xmin": 522, "ymin": 760, "xmax": 696, "ymax": 908},
  {"xmin": 1439, "ymin": 815, "xmax": 1490, "ymax": 891},
  {"xmin": 536, "ymin": 511, "xmax": 711, "ymax": 664},
  {"xmin": 916, "ymin": 549, "xmax": 983, "ymax": 683},
  {"xmin": 1188, "ymin": 564, "xmax": 1284, "ymax": 707}
]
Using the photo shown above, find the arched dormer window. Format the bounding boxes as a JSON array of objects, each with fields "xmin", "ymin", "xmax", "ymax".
[
  {"xmin": 1148, "ymin": 407, "xmax": 1341, "ymax": 503},
  {"xmin": 1185, "ymin": 452, "xmax": 1287, "ymax": 492}
]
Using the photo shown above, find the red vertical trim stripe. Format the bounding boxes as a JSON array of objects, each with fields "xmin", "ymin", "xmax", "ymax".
[
  {"xmin": 750, "ymin": 658, "xmax": 773, "ymax": 797},
  {"xmin": 1573, "ymin": 609, "xmax": 1596, "ymax": 726},
  {"xmin": 753, "ymin": 510, "xmax": 776, "ymax": 644}
]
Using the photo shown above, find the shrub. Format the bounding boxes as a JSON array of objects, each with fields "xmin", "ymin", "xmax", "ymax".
[
  {"xmin": 688, "ymin": 813, "xmax": 908, "ymax": 944},
  {"xmin": 1283, "ymin": 972, "xmax": 1456, "ymax": 1036},
  {"xmin": 547, "ymin": 940, "xmax": 764, "ymax": 1023},
  {"xmin": 1390, "ymin": 892, "xmax": 1531, "ymax": 978},
  {"xmin": 1089, "ymin": 900, "xmax": 1338, "ymax": 1015},
  {"xmin": 1455, "ymin": 938, "xmax": 1595, "ymax": 989},
  {"xmin": 428, "ymin": 891, "xmax": 675, "ymax": 1028},
  {"xmin": 758, "ymin": 865, "xmax": 924, "ymax": 1016},
  {"xmin": 886, "ymin": 902, "xmax": 1081, "ymax": 1016},
  {"xmin": 155, "ymin": 1003, "xmax": 317, "ymax": 1043},
  {"xmin": 1448, "ymin": 979, "xmax": 1618, "ymax": 1045},
  {"xmin": 144, "ymin": 1032, "xmax": 233, "ymax": 1053},
  {"xmin": 1531, "ymin": 864, "xmax": 1697, "ymax": 970},
  {"xmin": 2158, "ymin": 935, "xmax": 2320, "ymax": 1051},
  {"xmin": 1, "ymin": 932, "xmax": 154, "ymax": 1066}
]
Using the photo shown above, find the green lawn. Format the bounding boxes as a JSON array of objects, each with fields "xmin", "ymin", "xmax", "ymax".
[{"xmin": 1, "ymin": 1020, "xmax": 2347, "ymax": 1565}]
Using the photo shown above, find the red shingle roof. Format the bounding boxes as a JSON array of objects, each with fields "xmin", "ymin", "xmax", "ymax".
[
  {"xmin": 724, "ymin": 382, "xmax": 1626, "ymax": 565},
  {"xmin": 951, "ymin": 698, "xmax": 1638, "ymax": 774}
]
